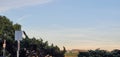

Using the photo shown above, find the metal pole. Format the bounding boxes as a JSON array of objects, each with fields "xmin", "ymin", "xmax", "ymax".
[
  {"xmin": 3, "ymin": 40, "xmax": 6, "ymax": 57},
  {"xmin": 17, "ymin": 40, "xmax": 20, "ymax": 57}
]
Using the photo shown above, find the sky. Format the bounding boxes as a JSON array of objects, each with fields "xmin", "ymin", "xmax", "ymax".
[{"xmin": 0, "ymin": 0, "xmax": 120, "ymax": 50}]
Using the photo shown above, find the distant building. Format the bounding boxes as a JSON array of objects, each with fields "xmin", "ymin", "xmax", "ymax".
[
  {"xmin": 66, "ymin": 50, "xmax": 71, "ymax": 53},
  {"xmin": 66, "ymin": 49, "xmax": 87, "ymax": 53},
  {"xmin": 71, "ymin": 49, "xmax": 80, "ymax": 53}
]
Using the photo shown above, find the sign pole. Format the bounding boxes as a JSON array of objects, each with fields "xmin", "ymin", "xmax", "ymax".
[
  {"xmin": 15, "ymin": 31, "xmax": 22, "ymax": 57},
  {"xmin": 3, "ymin": 40, "xmax": 6, "ymax": 57},
  {"xmin": 17, "ymin": 40, "xmax": 20, "ymax": 57}
]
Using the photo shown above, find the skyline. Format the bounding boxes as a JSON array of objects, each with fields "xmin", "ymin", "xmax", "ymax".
[{"xmin": 0, "ymin": 0, "xmax": 120, "ymax": 50}]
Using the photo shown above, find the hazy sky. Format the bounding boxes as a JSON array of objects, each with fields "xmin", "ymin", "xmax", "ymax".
[{"xmin": 0, "ymin": 0, "xmax": 120, "ymax": 50}]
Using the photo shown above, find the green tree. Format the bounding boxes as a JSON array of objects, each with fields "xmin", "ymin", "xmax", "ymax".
[
  {"xmin": 0, "ymin": 16, "xmax": 22, "ymax": 57},
  {"xmin": 78, "ymin": 49, "xmax": 120, "ymax": 57},
  {"xmin": 111, "ymin": 49, "xmax": 120, "ymax": 57},
  {"xmin": 0, "ymin": 15, "xmax": 66, "ymax": 57}
]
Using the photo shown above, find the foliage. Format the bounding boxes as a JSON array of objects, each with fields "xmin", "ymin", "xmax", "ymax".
[
  {"xmin": 0, "ymin": 15, "xmax": 66, "ymax": 57},
  {"xmin": 78, "ymin": 49, "xmax": 120, "ymax": 57}
]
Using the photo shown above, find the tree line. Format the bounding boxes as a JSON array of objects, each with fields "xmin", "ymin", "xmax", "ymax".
[
  {"xmin": 0, "ymin": 16, "xmax": 66, "ymax": 57},
  {"xmin": 78, "ymin": 49, "xmax": 120, "ymax": 57}
]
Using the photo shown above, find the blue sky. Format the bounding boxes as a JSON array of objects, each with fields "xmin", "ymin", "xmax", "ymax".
[{"xmin": 0, "ymin": 0, "xmax": 120, "ymax": 50}]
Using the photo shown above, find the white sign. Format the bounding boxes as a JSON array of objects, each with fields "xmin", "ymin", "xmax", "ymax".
[{"xmin": 15, "ymin": 31, "xmax": 22, "ymax": 41}]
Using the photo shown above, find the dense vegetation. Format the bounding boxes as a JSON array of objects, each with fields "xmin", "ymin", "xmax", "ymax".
[
  {"xmin": 78, "ymin": 49, "xmax": 120, "ymax": 57},
  {"xmin": 0, "ymin": 16, "xmax": 66, "ymax": 57}
]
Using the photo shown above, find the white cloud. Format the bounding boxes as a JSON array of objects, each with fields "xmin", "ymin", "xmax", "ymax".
[
  {"xmin": 15, "ymin": 15, "xmax": 31, "ymax": 23},
  {"xmin": 0, "ymin": 0, "xmax": 53, "ymax": 12}
]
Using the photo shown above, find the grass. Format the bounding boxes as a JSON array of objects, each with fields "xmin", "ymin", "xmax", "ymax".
[{"xmin": 65, "ymin": 53, "xmax": 78, "ymax": 57}]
